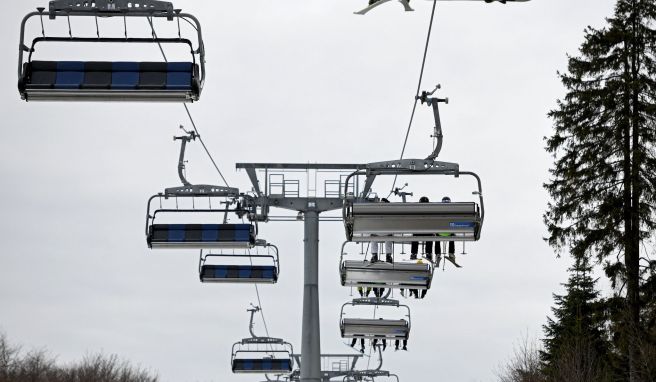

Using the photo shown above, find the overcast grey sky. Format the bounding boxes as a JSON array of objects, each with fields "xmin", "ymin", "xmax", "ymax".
[{"xmin": 0, "ymin": 1, "xmax": 618, "ymax": 381}]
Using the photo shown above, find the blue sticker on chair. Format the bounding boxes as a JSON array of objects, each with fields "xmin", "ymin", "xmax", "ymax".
[
  {"xmin": 262, "ymin": 359, "xmax": 273, "ymax": 370},
  {"xmin": 449, "ymin": 222, "xmax": 475, "ymax": 228},
  {"xmin": 168, "ymin": 224, "xmax": 186, "ymax": 242},
  {"xmin": 243, "ymin": 360, "xmax": 254, "ymax": 370}
]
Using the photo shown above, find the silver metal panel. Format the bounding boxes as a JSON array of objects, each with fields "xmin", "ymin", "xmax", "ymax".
[
  {"xmin": 352, "ymin": 202, "xmax": 476, "ymax": 216},
  {"xmin": 352, "ymin": 216, "xmax": 477, "ymax": 235},
  {"xmin": 350, "ymin": 233, "xmax": 476, "ymax": 242},
  {"xmin": 341, "ymin": 319, "xmax": 409, "ymax": 339},
  {"xmin": 351, "ymin": 202, "xmax": 480, "ymax": 237},
  {"xmin": 341, "ymin": 261, "xmax": 432, "ymax": 289},
  {"xmin": 23, "ymin": 89, "xmax": 196, "ymax": 102}
]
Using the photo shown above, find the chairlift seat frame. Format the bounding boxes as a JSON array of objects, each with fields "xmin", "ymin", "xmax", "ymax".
[
  {"xmin": 231, "ymin": 336, "xmax": 294, "ymax": 375},
  {"xmin": 342, "ymin": 159, "xmax": 485, "ymax": 243},
  {"xmin": 147, "ymin": 223, "xmax": 255, "ymax": 249},
  {"xmin": 18, "ymin": 1, "xmax": 206, "ymax": 102},
  {"xmin": 349, "ymin": 201, "xmax": 481, "ymax": 242},
  {"xmin": 340, "ymin": 260, "xmax": 432, "ymax": 290},
  {"xmin": 199, "ymin": 245, "xmax": 280, "ymax": 284},
  {"xmin": 341, "ymin": 318, "xmax": 410, "ymax": 340},
  {"xmin": 340, "ymin": 299, "xmax": 411, "ymax": 341}
]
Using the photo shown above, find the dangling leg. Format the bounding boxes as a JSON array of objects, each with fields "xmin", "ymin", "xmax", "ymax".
[
  {"xmin": 425, "ymin": 241, "xmax": 434, "ymax": 263},
  {"xmin": 385, "ymin": 241, "xmax": 393, "ymax": 263},
  {"xmin": 360, "ymin": 338, "xmax": 365, "ymax": 353},
  {"xmin": 351, "ymin": 338, "xmax": 357, "ymax": 348},
  {"xmin": 371, "ymin": 242, "xmax": 379, "ymax": 263},
  {"xmin": 410, "ymin": 239, "xmax": 419, "ymax": 260}
]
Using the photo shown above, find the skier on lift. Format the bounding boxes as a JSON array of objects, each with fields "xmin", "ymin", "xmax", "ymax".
[
  {"xmin": 440, "ymin": 196, "xmax": 462, "ymax": 268},
  {"xmin": 411, "ymin": 196, "xmax": 436, "ymax": 263}
]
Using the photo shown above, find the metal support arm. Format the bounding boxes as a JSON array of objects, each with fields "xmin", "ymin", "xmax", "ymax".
[{"xmin": 417, "ymin": 85, "xmax": 449, "ymax": 161}]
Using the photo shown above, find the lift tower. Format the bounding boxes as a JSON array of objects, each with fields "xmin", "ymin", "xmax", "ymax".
[{"xmin": 237, "ymin": 163, "xmax": 368, "ymax": 382}]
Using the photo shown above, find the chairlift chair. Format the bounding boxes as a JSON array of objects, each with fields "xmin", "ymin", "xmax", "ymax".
[
  {"xmin": 231, "ymin": 306, "xmax": 294, "ymax": 375},
  {"xmin": 340, "ymin": 298, "xmax": 411, "ymax": 341},
  {"xmin": 145, "ymin": 130, "xmax": 256, "ymax": 250},
  {"xmin": 342, "ymin": 159, "xmax": 484, "ymax": 243},
  {"xmin": 339, "ymin": 241, "xmax": 433, "ymax": 290},
  {"xmin": 18, "ymin": 0, "xmax": 205, "ymax": 102},
  {"xmin": 199, "ymin": 243, "xmax": 280, "ymax": 284}
]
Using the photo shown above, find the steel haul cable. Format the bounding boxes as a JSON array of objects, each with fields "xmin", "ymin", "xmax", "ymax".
[
  {"xmin": 147, "ymin": 17, "xmax": 274, "ymax": 342},
  {"xmin": 147, "ymin": 17, "xmax": 230, "ymax": 187}
]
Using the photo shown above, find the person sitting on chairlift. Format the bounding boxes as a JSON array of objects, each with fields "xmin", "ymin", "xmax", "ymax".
[
  {"xmin": 358, "ymin": 286, "xmax": 372, "ymax": 298},
  {"xmin": 395, "ymin": 338, "xmax": 408, "ymax": 351},
  {"xmin": 350, "ymin": 338, "xmax": 365, "ymax": 353},
  {"xmin": 439, "ymin": 196, "xmax": 461, "ymax": 269},
  {"xmin": 411, "ymin": 196, "xmax": 436, "ymax": 262},
  {"xmin": 373, "ymin": 337, "xmax": 388, "ymax": 351},
  {"xmin": 371, "ymin": 199, "xmax": 394, "ymax": 264}
]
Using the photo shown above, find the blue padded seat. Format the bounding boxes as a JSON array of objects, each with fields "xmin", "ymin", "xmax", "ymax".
[
  {"xmin": 201, "ymin": 265, "xmax": 277, "ymax": 282},
  {"xmin": 167, "ymin": 72, "xmax": 192, "ymax": 89},
  {"xmin": 149, "ymin": 224, "xmax": 254, "ymax": 245},
  {"xmin": 232, "ymin": 359, "xmax": 292, "ymax": 373},
  {"xmin": 24, "ymin": 60, "xmax": 196, "ymax": 91}
]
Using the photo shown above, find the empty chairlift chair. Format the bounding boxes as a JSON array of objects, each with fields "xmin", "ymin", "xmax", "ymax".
[
  {"xmin": 231, "ymin": 306, "xmax": 294, "ymax": 375},
  {"xmin": 339, "ymin": 241, "xmax": 433, "ymax": 290},
  {"xmin": 340, "ymin": 299, "xmax": 411, "ymax": 341},
  {"xmin": 145, "ymin": 130, "xmax": 255, "ymax": 250},
  {"xmin": 199, "ymin": 244, "xmax": 280, "ymax": 284},
  {"xmin": 231, "ymin": 349, "xmax": 293, "ymax": 374},
  {"xmin": 18, "ymin": 0, "xmax": 205, "ymax": 102}
]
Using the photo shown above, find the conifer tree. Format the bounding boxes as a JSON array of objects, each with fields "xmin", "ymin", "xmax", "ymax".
[
  {"xmin": 540, "ymin": 256, "xmax": 612, "ymax": 382},
  {"xmin": 544, "ymin": 0, "xmax": 656, "ymax": 380}
]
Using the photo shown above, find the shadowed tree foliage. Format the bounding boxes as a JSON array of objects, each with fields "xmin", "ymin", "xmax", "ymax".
[
  {"xmin": 540, "ymin": 255, "xmax": 613, "ymax": 382},
  {"xmin": 544, "ymin": 0, "xmax": 656, "ymax": 380},
  {"xmin": 0, "ymin": 332, "xmax": 158, "ymax": 382}
]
